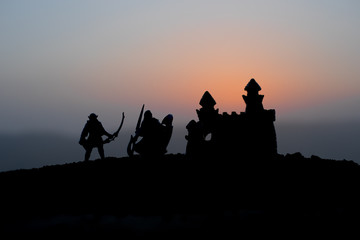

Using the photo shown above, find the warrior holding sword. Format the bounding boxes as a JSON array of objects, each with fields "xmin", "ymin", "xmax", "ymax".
[
  {"xmin": 127, "ymin": 105, "xmax": 173, "ymax": 158},
  {"xmin": 79, "ymin": 112, "xmax": 125, "ymax": 161}
]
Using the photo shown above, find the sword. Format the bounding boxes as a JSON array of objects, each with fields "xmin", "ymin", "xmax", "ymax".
[
  {"xmin": 127, "ymin": 104, "xmax": 145, "ymax": 157},
  {"xmin": 103, "ymin": 112, "xmax": 125, "ymax": 144}
]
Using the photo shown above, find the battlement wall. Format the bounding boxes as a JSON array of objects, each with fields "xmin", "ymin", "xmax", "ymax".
[{"xmin": 221, "ymin": 109, "xmax": 276, "ymax": 122}]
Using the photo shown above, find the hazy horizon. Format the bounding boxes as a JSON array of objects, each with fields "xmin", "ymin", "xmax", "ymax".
[{"xmin": 1, "ymin": 119, "xmax": 360, "ymax": 172}]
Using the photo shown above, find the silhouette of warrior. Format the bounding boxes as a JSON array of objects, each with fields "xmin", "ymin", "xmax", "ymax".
[
  {"xmin": 160, "ymin": 113, "xmax": 174, "ymax": 153},
  {"xmin": 129, "ymin": 109, "xmax": 173, "ymax": 158},
  {"xmin": 79, "ymin": 113, "xmax": 113, "ymax": 161}
]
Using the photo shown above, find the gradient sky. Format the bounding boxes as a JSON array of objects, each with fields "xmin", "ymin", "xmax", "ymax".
[{"xmin": 1, "ymin": 1, "xmax": 360, "ymax": 169}]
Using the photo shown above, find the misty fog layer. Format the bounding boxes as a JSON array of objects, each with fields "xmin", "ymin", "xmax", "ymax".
[{"xmin": 1, "ymin": 121, "xmax": 359, "ymax": 172}]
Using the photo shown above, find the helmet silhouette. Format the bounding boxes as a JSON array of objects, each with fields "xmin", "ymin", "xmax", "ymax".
[{"xmin": 88, "ymin": 113, "xmax": 98, "ymax": 120}]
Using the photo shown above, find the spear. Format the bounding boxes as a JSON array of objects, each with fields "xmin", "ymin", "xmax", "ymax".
[{"xmin": 127, "ymin": 104, "xmax": 145, "ymax": 157}]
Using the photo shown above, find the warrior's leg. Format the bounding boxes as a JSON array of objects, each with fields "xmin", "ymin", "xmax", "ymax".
[
  {"xmin": 98, "ymin": 145, "xmax": 105, "ymax": 160},
  {"xmin": 85, "ymin": 147, "xmax": 92, "ymax": 161}
]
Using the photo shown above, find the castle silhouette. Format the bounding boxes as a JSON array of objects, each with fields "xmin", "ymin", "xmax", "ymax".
[{"xmin": 185, "ymin": 78, "xmax": 277, "ymax": 158}]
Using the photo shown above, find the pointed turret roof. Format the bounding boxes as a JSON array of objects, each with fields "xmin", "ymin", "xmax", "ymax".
[
  {"xmin": 244, "ymin": 78, "xmax": 261, "ymax": 92},
  {"xmin": 199, "ymin": 91, "xmax": 216, "ymax": 107}
]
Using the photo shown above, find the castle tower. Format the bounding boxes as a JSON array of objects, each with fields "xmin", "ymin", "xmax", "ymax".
[
  {"xmin": 242, "ymin": 78, "xmax": 265, "ymax": 114},
  {"xmin": 197, "ymin": 91, "xmax": 219, "ymax": 123},
  {"xmin": 241, "ymin": 78, "xmax": 277, "ymax": 157},
  {"xmin": 200, "ymin": 91, "xmax": 216, "ymax": 109}
]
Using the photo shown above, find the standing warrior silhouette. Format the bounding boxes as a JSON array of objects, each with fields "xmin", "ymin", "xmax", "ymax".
[{"xmin": 79, "ymin": 112, "xmax": 125, "ymax": 161}]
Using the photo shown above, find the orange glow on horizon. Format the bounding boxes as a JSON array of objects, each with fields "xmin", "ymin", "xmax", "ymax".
[{"xmin": 80, "ymin": 22, "xmax": 360, "ymax": 122}]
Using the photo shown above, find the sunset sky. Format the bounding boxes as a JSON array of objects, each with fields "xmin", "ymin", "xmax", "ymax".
[{"xmin": 1, "ymin": 1, "xmax": 360, "ymax": 170}]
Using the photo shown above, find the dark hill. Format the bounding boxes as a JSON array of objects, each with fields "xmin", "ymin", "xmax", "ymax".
[{"xmin": 1, "ymin": 153, "xmax": 360, "ymax": 237}]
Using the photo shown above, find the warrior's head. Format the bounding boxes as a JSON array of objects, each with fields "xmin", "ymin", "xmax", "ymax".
[
  {"xmin": 88, "ymin": 113, "xmax": 98, "ymax": 120},
  {"xmin": 162, "ymin": 114, "xmax": 173, "ymax": 126},
  {"xmin": 144, "ymin": 110, "xmax": 152, "ymax": 120}
]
